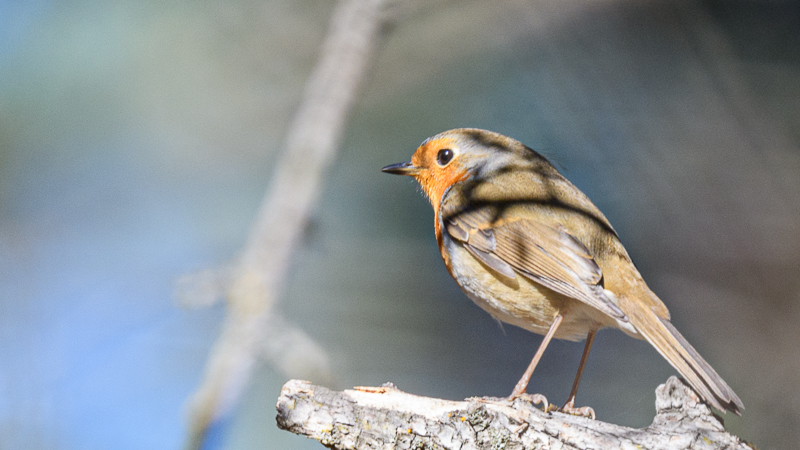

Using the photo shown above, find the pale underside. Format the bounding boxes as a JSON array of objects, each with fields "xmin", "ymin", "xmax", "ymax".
[{"xmin": 442, "ymin": 230, "xmax": 625, "ymax": 341}]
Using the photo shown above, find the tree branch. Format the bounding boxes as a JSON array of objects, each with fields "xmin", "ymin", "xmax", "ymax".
[
  {"xmin": 182, "ymin": 1, "xmax": 395, "ymax": 448},
  {"xmin": 276, "ymin": 376, "xmax": 751, "ymax": 450}
]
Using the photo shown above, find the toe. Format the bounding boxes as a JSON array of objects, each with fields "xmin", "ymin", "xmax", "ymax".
[
  {"xmin": 560, "ymin": 403, "xmax": 596, "ymax": 420},
  {"xmin": 514, "ymin": 393, "xmax": 550, "ymax": 412}
]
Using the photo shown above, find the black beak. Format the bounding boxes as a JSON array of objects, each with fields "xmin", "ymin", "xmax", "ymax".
[{"xmin": 381, "ymin": 161, "xmax": 419, "ymax": 176}]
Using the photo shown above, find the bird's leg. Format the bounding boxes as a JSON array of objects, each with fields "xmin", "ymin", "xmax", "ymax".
[
  {"xmin": 509, "ymin": 314, "xmax": 563, "ymax": 401},
  {"xmin": 560, "ymin": 329, "xmax": 597, "ymax": 419}
]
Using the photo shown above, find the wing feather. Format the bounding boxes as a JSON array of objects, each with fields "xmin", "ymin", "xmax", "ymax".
[{"xmin": 444, "ymin": 211, "xmax": 626, "ymax": 321}]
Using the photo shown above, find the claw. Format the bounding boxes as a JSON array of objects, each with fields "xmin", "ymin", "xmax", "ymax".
[
  {"xmin": 514, "ymin": 393, "xmax": 550, "ymax": 413},
  {"xmin": 560, "ymin": 400, "xmax": 596, "ymax": 420}
]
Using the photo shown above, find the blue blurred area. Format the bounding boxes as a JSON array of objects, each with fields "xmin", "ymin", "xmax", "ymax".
[
  {"xmin": 0, "ymin": 2, "xmax": 48, "ymax": 65},
  {"xmin": 0, "ymin": 135, "xmax": 227, "ymax": 449},
  {"xmin": 1, "ymin": 1, "xmax": 799, "ymax": 449},
  {"xmin": 0, "ymin": 2, "xmax": 319, "ymax": 448}
]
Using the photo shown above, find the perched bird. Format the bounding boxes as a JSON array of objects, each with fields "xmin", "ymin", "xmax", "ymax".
[{"xmin": 382, "ymin": 128, "xmax": 743, "ymax": 417}]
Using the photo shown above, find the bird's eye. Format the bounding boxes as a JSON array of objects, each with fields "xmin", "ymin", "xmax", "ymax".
[{"xmin": 436, "ymin": 148, "xmax": 454, "ymax": 166}]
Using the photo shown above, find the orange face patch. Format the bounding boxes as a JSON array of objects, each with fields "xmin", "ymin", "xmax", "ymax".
[
  {"xmin": 410, "ymin": 137, "xmax": 470, "ymax": 214},
  {"xmin": 409, "ymin": 137, "xmax": 470, "ymax": 273}
]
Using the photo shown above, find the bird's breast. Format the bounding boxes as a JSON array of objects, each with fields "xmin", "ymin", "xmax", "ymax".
[{"xmin": 440, "ymin": 232, "xmax": 605, "ymax": 341}]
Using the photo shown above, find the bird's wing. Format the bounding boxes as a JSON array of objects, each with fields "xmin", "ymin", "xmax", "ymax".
[{"xmin": 445, "ymin": 212, "xmax": 627, "ymax": 321}]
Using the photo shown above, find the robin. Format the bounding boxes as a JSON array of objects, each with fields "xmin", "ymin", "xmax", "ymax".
[{"xmin": 382, "ymin": 128, "xmax": 743, "ymax": 417}]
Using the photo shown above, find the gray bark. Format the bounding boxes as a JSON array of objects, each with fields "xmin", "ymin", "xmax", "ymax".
[{"xmin": 276, "ymin": 376, "xmax": 752, "ymax": 449}]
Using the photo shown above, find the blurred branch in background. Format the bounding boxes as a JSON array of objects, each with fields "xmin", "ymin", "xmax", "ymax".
[
  {"xmin": 1, "ymin": 0, "xmax": 798, "ymax": 448},
  {"xmin": 179, "ymin": 0, "xmax": 396, "ymax": 447}
]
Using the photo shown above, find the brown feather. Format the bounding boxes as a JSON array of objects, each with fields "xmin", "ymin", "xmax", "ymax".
[
  {"xmin": 445, "ymin": 210, "xmax": 627, "ymax": 321},
  {"xmin": 386, "ymin": 128, "xmax": 743, "ymax": 414},
  {"xmin": 618, "ymin": 294, "xmax": 743, "ymax": 414}
]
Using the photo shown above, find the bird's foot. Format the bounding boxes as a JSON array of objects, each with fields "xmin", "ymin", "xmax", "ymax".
[
  {"xmin": 511, "ymin": 392, "xmax": 550, "ymax": 412},
  {"xmin": 558, "ymin": 399, "xmax": 596, "ymax": 420}
]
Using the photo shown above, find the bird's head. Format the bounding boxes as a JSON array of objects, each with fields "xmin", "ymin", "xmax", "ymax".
[{"xmin": 382, "ymin": 128, "xmax": 537, "ymax": 210}]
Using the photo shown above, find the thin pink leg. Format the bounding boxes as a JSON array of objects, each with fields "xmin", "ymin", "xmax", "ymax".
[
  {"xmin": 561, "ymin": 329, "xmax": 597, "ymax": 419},
  {"xmin": 509, "ymin": 314, "xmax": 563, "ymax": 399}
]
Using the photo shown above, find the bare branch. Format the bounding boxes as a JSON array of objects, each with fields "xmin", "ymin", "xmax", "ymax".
[{"xmin": 276, "ymin": 376, "xmax": 752, "ymax": 450}]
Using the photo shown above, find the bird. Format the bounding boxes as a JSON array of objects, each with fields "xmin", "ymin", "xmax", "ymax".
[{"xmin": 381, "ymin": 128, "xmax": 743, "ymax": 417}]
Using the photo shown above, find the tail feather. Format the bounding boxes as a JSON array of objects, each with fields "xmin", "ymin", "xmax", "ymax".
[
  {"xmin": 625, "ymin": 300, "xmax": 743, "ymax": 414},
  {"xmin": 659, "ymin": 318, "xmax": 743, "ymax": 413}
]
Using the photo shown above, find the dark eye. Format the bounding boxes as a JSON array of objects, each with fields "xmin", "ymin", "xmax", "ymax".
[{"xmin": 436, "ymin": 148, "xmax": 454, "ymax": 166}]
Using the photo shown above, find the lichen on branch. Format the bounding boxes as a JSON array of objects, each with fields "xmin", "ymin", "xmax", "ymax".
[{"xmin": 276, "ymin": 376, "xmax": 751, "ymax": 450}]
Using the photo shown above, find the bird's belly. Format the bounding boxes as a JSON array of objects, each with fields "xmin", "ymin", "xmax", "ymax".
[{"xmin": 444, "ymin": 237, "xmax": 604, "ymax": 341}]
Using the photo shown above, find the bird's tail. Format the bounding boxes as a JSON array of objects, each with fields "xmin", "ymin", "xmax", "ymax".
[{"xmin": 623, "ymin": 298, "xmax": 744, "ymax": 414}]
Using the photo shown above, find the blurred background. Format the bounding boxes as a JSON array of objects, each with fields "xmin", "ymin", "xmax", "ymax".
[{"xmin": 1, "ymin": 0, "xmax": 799, "ymax": 449}]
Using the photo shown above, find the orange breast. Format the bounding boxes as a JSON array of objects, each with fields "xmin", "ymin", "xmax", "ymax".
[
  {"xmin": 428, "ymin": 168, "xmax": 468, "ymax": 279},
  {"xmin": 408, "ymin": 137, "xmax": 471, "ymax": 279}
]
